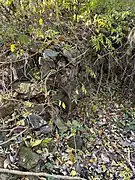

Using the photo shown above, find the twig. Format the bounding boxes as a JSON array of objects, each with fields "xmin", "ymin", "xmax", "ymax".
[
  {"xmin": 0, "ymin": 128, "xmax": 27, "ymax": 147},
  {"xmin": 0, "ymin": 52, "xmax": 39, "ymax": 67},
  {"xmin": 126, "ymin": 147, "xmax": 135, "ymax": 175},
  {"xmin": 0, "ymin": 50, "xmax": 10, "ymax": 58},
  {"xmin": 43, "ymin": 69, "xmax": 57, "ymax": 97},
  {"xmin": 71, "ymin": 47, "xmax": 90, "ymax": 63},
  {"xmin": 0, "ymin": 168, "xmax": 87, "ymax": 180},
  {"xmin": 96, "ymin": 61, "xmax": 103, "ymax": 95}
]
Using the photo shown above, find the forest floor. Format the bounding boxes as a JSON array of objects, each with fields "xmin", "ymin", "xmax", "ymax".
[{"xmin": 0, "ymin": 87, "xmax": 135, "ymax": 180}]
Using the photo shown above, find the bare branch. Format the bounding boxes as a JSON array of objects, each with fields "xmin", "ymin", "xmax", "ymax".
[{"xmin": 0, "ymin": 168, "xmax": 87, "ymax": 180}]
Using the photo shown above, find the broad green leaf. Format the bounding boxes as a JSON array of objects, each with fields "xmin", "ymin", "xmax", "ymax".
[
  {"xmin": 42, "ymin": 138, "xmax": 52, "ymax": 147},
  {"xmin": 18, "ymin": 34, "xmax": 29, "ymax": 44}
]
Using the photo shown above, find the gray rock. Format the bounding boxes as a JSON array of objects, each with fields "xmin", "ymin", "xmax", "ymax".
[
  {"xmin": 27, "ymin": 114, "xmax": 47, "ymax": 129},
  {"xmin": 18, "ymin": 146, "xmax": 40, "ymax": 170},
  {"xmin": 43, "ymin": 49, "xmax": 59, "ymax": 59},
  {"xmin": 40, "ymin": 125, "xmax": 52, "ymax": 134}
]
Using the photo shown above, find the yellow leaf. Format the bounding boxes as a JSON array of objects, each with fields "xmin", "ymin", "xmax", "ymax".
[
  {"xmin": 62, "ymin": 102, "xmax": 66, "ymax": 109},
  {"xmin": 102, "ymin": 164, "xmax": 107, "ymax": 172},
  {"xmin": 19, "ymin": 49, "xmax": 24, "ymax": 55},
  {"xmin": 39, "ymin": 18, "xmax": 43, "ymax": 25},
  {"xmin": 10, "ymin": 44, "xmax": 16, "ymax": 52},
  {"xmin": 16, "ymin": 120, "xmax": 25, "ymax": 126},
  {"xmin": 22, "ymin": 110, "xmax": 32, "ymax": 117},
  {"xmin": 120, "ymin": 104, "xmax": 124, "ymax": 109},
  {"xmin": 82, "ymin": 84, "xmax": 87, "ymax": 94},
  {"xmin": 38, "ymin": 30, "xmax": 44, "ymax": 38},
  {"xmin": 33, "ymin": 7, "xmax": 36, "ymax": 13},
  {"xmin": 70, "ymin": 170, "xmax": 76, "ymax": 176},
  {"xmin": 24, "ymin": 101, "xmax": 33, "ymax": 107},
  {"xmin": 89, "ymin": 158, "xmax": 95, "ymax": 163}
]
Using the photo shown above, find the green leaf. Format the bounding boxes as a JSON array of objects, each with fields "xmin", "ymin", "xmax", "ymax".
[
  {"xmin": 91, "ymin": 104, "xmax": 97, "ymax": 112},
  {"xmin": 42, "ymin": 138, "xmax": 52, "ymax": 147},
  {"xmin": 106, "ymin": 37, "xmax": 114, "ymax": 50},
  {"xmin": 37, "ymin": 30, "xmax": 44, "ymax": 38},
  {"xmin": 91, "ymin": 36, "xmax": 100, "ymax": 51},
  {"xmin": 86, "ymin": 67, "xmax": 96, "ymax": 79},
  {"xmin": 18, "ymin": 34, "xmax": 29, "ymax": 44}
]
